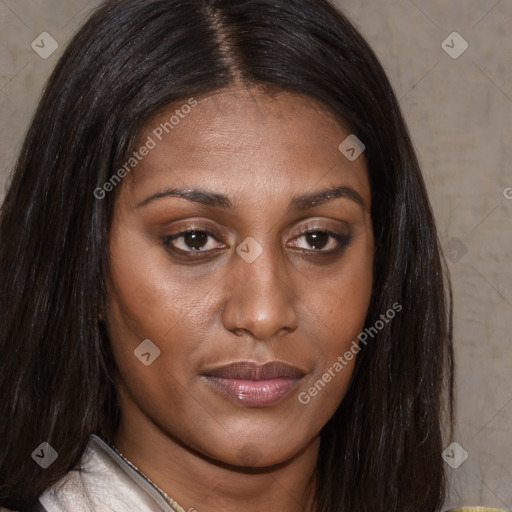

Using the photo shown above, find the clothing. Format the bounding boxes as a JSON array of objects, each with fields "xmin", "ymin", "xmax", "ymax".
[
  {"xmin": 35, "ymin": 435, "xmax": 185, "ymax": 512},
  {"xmin": 1, "ymin": 435, "xmax": 507, "ymax": 511}
]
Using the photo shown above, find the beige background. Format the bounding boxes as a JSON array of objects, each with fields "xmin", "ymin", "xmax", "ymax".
[{"xmin": 1, "ymin": 1, "xmax": 511, "ymax": 510}]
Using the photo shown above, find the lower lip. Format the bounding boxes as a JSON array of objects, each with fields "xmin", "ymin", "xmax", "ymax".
[{"xmin": 203, "ymin": 377, "xmax": 301, "ymax": 407}]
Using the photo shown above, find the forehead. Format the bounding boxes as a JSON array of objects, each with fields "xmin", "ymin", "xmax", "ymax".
[{"xmin": 121, "ymin": 86, "xmax": 369, "ymax": 206}]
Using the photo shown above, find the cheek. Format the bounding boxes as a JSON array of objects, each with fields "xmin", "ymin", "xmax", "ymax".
[
  {"xmin": 105, "ymin": 236, "xmax": 202, "ymax": 402},
  {"xmin": 106, "ymin": 231, "xmax": 203, "ymax": 346},
  {"xmin": 312, "ymin": 244, "xmax": 373, "ymax": 346},
  {"xmin": 106, "ymin": 259, "xmax": 206, "ymax": 433},
  {"xmin": 301, "ymin": 245, "xmax": 373, "ymax": 402}
]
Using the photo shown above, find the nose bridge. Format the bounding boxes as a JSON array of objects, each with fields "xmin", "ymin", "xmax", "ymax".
[
  {"xmin": 221, "ymin": 235, "xmax": 298, "ymax": 340},
  {"xmin": 239, "ymin": 238, "xmax": 283, "ymax": 296}
]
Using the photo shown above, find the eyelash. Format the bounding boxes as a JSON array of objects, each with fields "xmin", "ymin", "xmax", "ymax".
[{"xmin": 161, "ymin": 226, "xmax": 351, "ymax": 258}]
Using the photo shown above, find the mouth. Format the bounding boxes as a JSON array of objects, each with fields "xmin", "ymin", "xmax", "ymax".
[{"xmin": 201, "ymin": 360, "xmax": 305, "ymax": 407}]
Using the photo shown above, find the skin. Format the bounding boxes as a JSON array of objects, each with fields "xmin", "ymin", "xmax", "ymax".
[{"xmin": 106, "ymin": 85, "xmax": 374, "ymax": 512}]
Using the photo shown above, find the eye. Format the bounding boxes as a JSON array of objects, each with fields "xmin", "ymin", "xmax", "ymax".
[
  {"xmin": 160, "ymin": 226, "xmax": 351, "ymax": 258},
  {"xmin": 162, "ymin": 229, "xmax": 225, "ymax": 254},
  {"xmin": 289, "ymin": 228, "xmax": 351, "ymax": 253}
]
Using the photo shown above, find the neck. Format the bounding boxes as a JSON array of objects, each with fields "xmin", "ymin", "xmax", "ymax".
[{"xmin": 114, "ymin": 412, "xmax": 320, "ymax": 512}]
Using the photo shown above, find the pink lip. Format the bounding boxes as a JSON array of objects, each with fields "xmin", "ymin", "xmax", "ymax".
[
  {"xmin": 204, "ymin": 377, "xmax": 301, "ymax": 406},
  {"xmin": 201, "ymin": 360, "xmax": 305, "ymax": 407}
]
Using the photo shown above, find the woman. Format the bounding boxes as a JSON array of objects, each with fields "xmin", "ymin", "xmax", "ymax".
[{"xmin": 0, "ymin": 0, "xmax": 502, "ymax": 511}]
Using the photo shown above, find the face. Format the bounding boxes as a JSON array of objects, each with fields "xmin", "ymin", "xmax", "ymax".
[{"xmin": 106, "ymin": 86, "xmax": 374, "ymax": 468}]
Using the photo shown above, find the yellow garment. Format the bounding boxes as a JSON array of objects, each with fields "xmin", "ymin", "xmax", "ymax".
[{"xmin": 447, "ymin": 508, "xmax": 508, "ymax": 511}]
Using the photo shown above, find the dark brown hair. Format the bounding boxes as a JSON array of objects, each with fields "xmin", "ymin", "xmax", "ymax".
[{"xmin": 0, "ymin": 1, "xmax": 454, "ymax": 510}]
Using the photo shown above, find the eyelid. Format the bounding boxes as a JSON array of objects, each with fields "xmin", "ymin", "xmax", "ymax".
[
  {"xmin": 164, "ymin": 218, "xmax": 349, "ymax": 243},
  {"xmin": 289, "ymin": 219, "xmax": 350, "ymax": 237}
]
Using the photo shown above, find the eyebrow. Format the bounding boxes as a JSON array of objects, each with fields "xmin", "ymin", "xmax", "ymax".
[{"xmin": 137, "ymin": 184, "xmax": 368, "ymax": 213}]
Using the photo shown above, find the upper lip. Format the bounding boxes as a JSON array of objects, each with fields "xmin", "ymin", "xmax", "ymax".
[{"xmin": 201, "ymin": 361, "xmax": 305, "ymax": 380}]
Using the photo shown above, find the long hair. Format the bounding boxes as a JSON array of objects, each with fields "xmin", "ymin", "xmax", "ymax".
[{"xmin": 0, "ymin": 1, "xmax": 454, "ymax": 510}]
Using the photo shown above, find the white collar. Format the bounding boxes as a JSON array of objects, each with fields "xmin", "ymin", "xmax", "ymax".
[{"xmin": 39, "ymin": 434, "xmax": 186, "ymax": 512}]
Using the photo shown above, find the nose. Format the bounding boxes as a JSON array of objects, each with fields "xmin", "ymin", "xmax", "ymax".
[{"xmin": 221, "ymin": 242, "xmax": 299, "ymax": 342}]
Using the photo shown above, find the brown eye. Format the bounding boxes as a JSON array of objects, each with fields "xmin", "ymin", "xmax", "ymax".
[
  {"xmin": 304, "ymin": 231, "xmax": 330, "ymax": 250},
  {"xmin": 290, "ymin": 229, "xmax": 351, "ymax": 253},
  {"xmin": 162, "ymin": 229, "xmax": 225, "ymax": 254}
]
